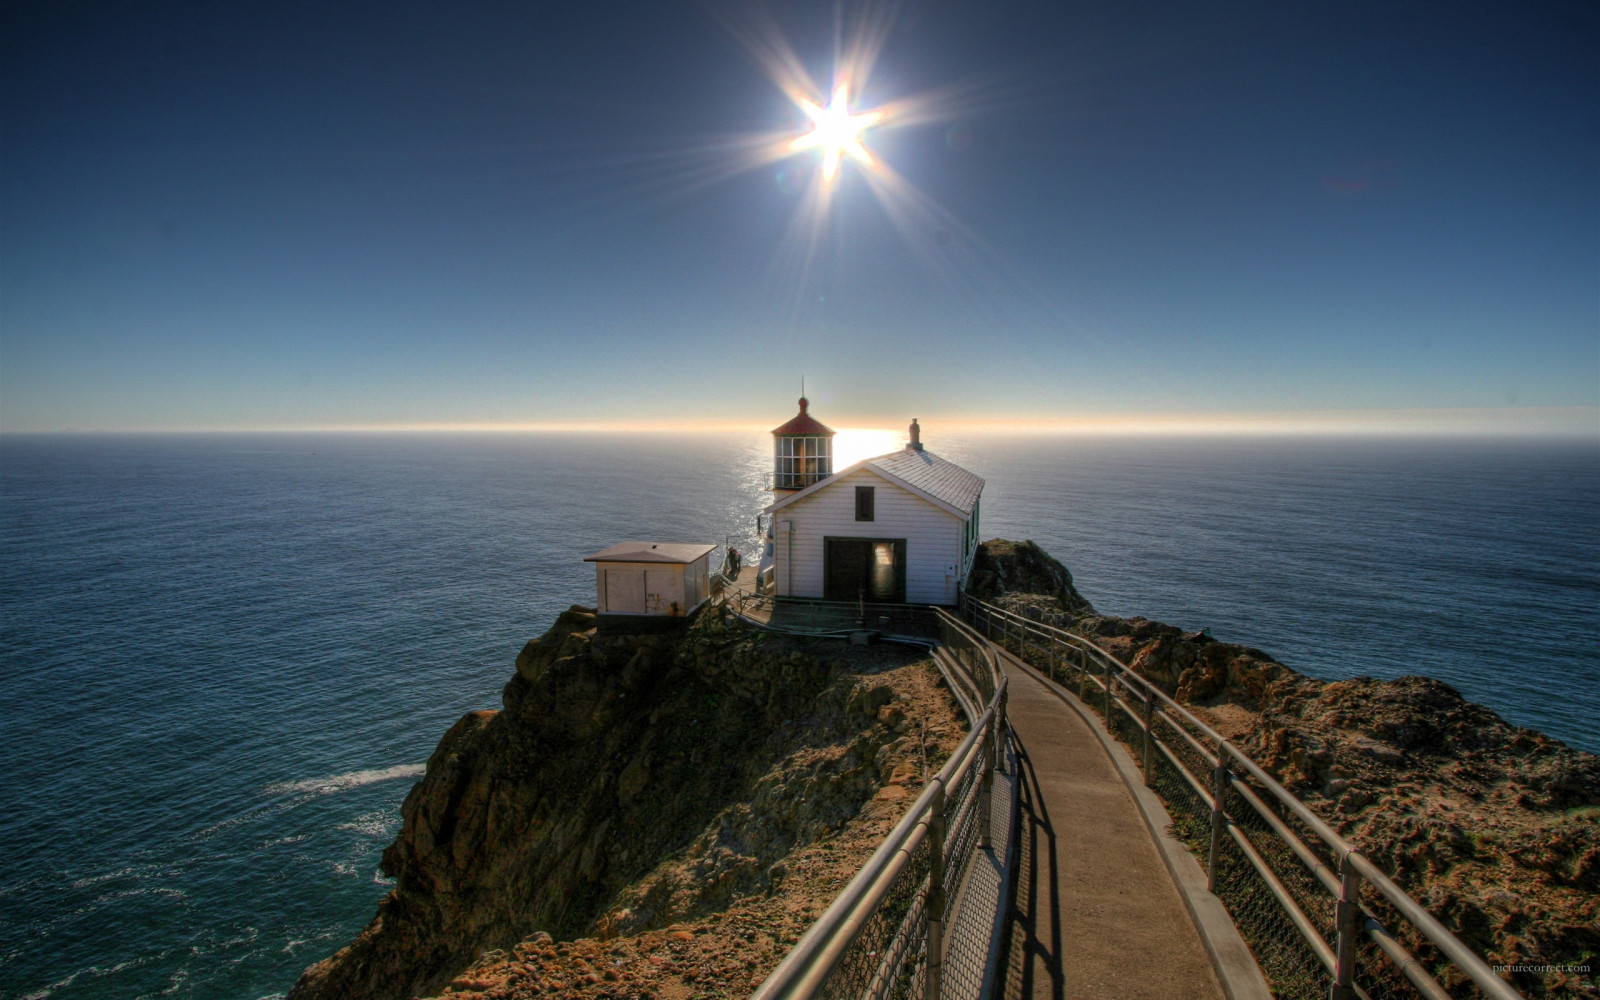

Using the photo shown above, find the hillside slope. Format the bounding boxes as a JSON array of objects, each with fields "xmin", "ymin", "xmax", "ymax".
[
  {"xmin": 289, "ymin": 608, "xmax": 963, "ymax": 1000},
  {"xmin": 978, "ymin": 538, "xmax": 1598, "ymax": 998}
]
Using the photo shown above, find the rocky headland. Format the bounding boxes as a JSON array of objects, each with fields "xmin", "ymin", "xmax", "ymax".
[
  {"xmin": 296, "ymin": 540, "xmax": 1594, "ymax": 1000},
  {"xmin": 971, "ymin": 539, "xmax": 1598, "ymax": 998},
  {"xmin": 290, "ymin": 607, "xmax": 966, "ymax": 1000}
]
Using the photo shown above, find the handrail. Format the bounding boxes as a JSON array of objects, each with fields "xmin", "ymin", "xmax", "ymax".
[
  {"xmin": 719, "ymin": 584, "xmax": 943, "ymax": 646},
  {"xmin": 751, "ymin": 606, "xmax": 1008, "ymax": 1000},
  {"xmin": 959, "ymin": 592, "xmax": 1523, "ymax": 1000}
]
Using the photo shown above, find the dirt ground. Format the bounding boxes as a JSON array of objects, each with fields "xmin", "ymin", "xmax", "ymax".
[{"xmin": 421, "ymin": 653, "xmax": 966, "ymax": 1000}]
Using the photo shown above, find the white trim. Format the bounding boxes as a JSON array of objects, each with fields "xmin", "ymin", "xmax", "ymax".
[{"xmin": 764, "ymin": 454, "xmax": 970, "ymax": 520}]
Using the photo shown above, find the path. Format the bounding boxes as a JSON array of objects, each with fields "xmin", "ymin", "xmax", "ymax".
[{"xmin": 997, "ymin": 647, "xmax": 1227, "ymax": 1000}]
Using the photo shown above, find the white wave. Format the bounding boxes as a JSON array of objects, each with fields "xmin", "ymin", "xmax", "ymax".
[
  {"xmin": 336, "ymin": 809, "xmax": 397, "ymax": 838},
  {"xmin": 70, "ymin": 864, "xmax": 153, "ymax": 889},
  {"xmin": 19, "ymin": 952, "xmax": 161, "ymax": 999},
  {"xmin": 96, "ymin": 886, "xmax": 187, "ymax": 904},
  {"xmin": 263, "ymin": 763, "xmax": 425, "ymax": 798},
  {"xmin": 151, "ymin": 964, "xmax": 189, "ymax": 996},
  {"xmin": 21, "ymin": 965, "xmax": 81, "ymax": 999}
]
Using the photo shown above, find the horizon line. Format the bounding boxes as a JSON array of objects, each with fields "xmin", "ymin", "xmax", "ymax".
[{"xmin": 5, "ymin": 406, "xmax": 1597, "ymax": 437}]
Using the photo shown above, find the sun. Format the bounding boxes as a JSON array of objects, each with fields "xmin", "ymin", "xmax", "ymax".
[{"xmin": 788, "ymin": 83, "xmax": 883, "ymax": 184}]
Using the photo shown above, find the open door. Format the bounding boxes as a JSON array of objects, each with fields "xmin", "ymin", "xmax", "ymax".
[{"xmin": 824, "ymin": 538, "xmax": 905, "ymax": 602}]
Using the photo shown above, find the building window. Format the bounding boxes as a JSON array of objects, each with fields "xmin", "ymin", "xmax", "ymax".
[
  {"xmin": 856, "ymin": 486, "xmax": 875, "ymax": 521},
  {"xmin": 775, "ymin": 435, "xmax": 832, "ymax": 490}
]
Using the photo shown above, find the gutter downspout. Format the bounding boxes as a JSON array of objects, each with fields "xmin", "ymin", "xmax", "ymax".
[{"xmin": 784, "ymin": 520, "xmax": 794, "ymax": 596}]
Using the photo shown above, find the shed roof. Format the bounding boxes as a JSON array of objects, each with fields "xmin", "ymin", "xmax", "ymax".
[
  {"xmin": 764, "ymin": 447, "xmax": 984, "ymax": 519},
  {"xmin": 770, "ymin": 397, "xmax": 835, "ymax": 437},
  {"xmin": 584, "ymin": 542, "xmax": 717, "ymax": 564}
]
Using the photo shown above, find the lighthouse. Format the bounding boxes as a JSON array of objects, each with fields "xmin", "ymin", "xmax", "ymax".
[
  {"xmin": 770, "ymin": 396, "xmax": 835, "ymax": 495},
  {"xmin": 758, "ymin": 397, "xmax": 986, "ymax": 605}
]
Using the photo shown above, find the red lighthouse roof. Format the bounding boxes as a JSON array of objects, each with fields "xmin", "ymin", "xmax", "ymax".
[{"xmin": 770, "ymin": 397, "xmax": 835, "ymax": 437}]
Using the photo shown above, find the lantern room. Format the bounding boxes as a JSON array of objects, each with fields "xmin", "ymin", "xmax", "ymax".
[{"xmin": 771, "ymin": 396, "xmax": 835, "ymax": 494}]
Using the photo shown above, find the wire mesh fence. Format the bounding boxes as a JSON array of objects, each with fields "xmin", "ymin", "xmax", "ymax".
[
  {"xmin": 957, "ymin": 594, "xmax": 1523, "ymax": 1000},
  {"xmin": 819, "ymin": 842, "xmax": 934, "ymax": 1000},
  {"xmin": 752, "ymin": 609, "xmax": 1008, "ymax": 1000},
  {"xmin": 720, "ymin": 586, "xmax": 945, "ymax": 641}
]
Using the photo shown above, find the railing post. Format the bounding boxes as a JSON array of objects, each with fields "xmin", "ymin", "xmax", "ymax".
[
  {"xmin": 926, "ymin": 780, "xmax": 947, "ymax": 1000},
  {"xmin": 1208, "ymin": 738, "xmax": 1227, "ymax": 892},
  {"xmin": 1332, "ymin": 852, "xmax": 1364, "ymax": 1000},
  {"xmin": 998, "ymin": 686, "xmax": 1007, "ymax": 769},
  {"xmin": 1141, "ymin": 688, "xmax": 1154, "ymax": 785},
  {"xmin": 1103, "ymin": 659, "xmax": 1113, "ymax": 718},
  {"xmin": 979, "ymin": 724, "xmax": 994, "ymax": 851}
]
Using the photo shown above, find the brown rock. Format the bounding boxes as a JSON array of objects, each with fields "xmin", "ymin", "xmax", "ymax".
[{"xmin": 292, "ymin": 610, "xmax": 952, "ymax": 1000}]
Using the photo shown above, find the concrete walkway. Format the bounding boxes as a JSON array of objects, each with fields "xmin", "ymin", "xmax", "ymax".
[{"xmin": 997, "ymin": 650, "xmax": 1227, "ymax": 1000}]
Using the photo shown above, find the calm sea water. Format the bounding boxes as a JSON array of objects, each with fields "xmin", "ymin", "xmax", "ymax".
[{"xmin": 1, "ymin": 431, "xmax": 1595, "ymax": 1000}]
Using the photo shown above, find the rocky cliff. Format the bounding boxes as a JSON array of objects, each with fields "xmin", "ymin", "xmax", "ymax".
[
  {"xmin": 290, "ymin": 607, "xmax": 964, "ymax": 1000},
  {"xmin": 978, "ymin": 538, "xmax": 1598, "ymax": 998}
]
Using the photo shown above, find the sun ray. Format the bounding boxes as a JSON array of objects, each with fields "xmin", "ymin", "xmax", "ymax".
[
  {"xmin": 619, "ymin": 1, "xmax": 1088, "ymax": 338},
  {"xmin": 787, "ymin": 82, "xmax": 884, "ymax": 184}
]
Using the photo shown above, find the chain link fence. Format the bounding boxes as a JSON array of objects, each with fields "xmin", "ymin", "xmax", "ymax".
[
  {"xmin": 959, "ymin": 594, "xmax": 1521, "ymax": 1000},
  {"xmin": 751, "ymin": 610, "xmax": 1008, "ymax": 1000}
]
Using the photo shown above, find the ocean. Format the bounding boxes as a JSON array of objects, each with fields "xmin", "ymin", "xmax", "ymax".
[{"xmin": 1, "ymin": 431, "xmax": 1595, "ymax": 1000}]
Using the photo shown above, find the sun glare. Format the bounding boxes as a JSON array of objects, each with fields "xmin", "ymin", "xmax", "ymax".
[
  {"xmin": 684, "ymin": 3, "xmax": 1029, "ymax": 326},
  {"xmin": 832, "ymin": 427, "xmax": 906, "ymax": 468},
  {"xmin": 789, "ymin": 83, "xmax": 883, "ymax": 183}
]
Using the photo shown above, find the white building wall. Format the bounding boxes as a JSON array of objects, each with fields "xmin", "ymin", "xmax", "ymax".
[
  {"xmin": 684, "ymin": 558, "xmax": 707, "ymax": 609},
  {"xmin": 594, "ymin": 559, "xmax": 711, "ymax": 616},
  {"xmin": 772, "ymin": 467, "xmax": 965, "ymax": 605}
]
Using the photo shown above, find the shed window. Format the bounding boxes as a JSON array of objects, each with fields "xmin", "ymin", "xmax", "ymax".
[{"xmin": 855, "ymin": 486, "xmax": 875, "ymax": 521}]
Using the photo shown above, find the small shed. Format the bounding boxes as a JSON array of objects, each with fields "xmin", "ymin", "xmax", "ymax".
[{"xmin": 584, "ymin": 541, "xmax": 716, "ymax": 618}]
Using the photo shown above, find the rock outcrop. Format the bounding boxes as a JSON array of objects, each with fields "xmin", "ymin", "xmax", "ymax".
[
  {"xmin": 290, "ymin": 608, "xmax": 963, "ymax": 1000},
  {"xmin": 967, "ymin": 538, "xmax": 1094, "ymax": 614},
  {"xmin": 977, "ymin": 539, "xmax": 1599, "ymax": 998}
]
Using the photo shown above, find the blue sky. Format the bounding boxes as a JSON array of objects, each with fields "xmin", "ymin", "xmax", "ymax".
[{"xmin": 2, "ymin": 0, "xmax": 1596, "ymax": 433}]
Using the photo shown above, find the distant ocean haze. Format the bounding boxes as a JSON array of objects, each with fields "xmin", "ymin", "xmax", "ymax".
[{"xmin": 0, "ymin": 430, "xmax": 1595, "ymax": 1000}]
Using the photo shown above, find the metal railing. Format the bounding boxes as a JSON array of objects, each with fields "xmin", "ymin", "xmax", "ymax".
[
  {"xmin": 722, "ymin": 585, "xmax": 944, "ymax": 641},
  {"xmin": 958, "ymin": 593, "xmax": 1524, "ymax": 1000},
  {"xmin": 751, "ymin": 609, "xmax": 1009, "ymax": 1000}
]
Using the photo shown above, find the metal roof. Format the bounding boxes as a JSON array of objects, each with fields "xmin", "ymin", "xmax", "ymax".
[
  {"xmin": 584, "ymin": 541, "xmax": 717, "ymax": 564},
  {"xmin": 770, "ymin": 397, "xmax": 835, "ymax": 437},
  {"xmin": 765, "ymin": 447, "xmax": 984, "ymax": 519},
  {"xmin": 867, "ymin": 448, "xmax": 985, "ymax": 515}
]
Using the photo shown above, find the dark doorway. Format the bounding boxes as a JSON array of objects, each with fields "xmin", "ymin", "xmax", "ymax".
[{"xmin": 824, "ymin": 537, "xmax": 906, "ymax": 602}]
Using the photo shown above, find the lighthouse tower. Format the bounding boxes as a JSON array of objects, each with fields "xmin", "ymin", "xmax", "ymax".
[
  {"xmin": 757, "ymin": 396, "xmax": 834, "ymax": 593},
  {"xmin": 770, "ymin": 396, "xmax": 835, "ymax": 495}
]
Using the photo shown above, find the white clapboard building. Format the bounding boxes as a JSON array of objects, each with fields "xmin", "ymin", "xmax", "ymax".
[
  {"xmin": 759, "ymin": 400, "xmax": 984, "ymax": 606},
  {"xmin": 584, "ymin": 541, "xmax": 715, "ymax": 619}
]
